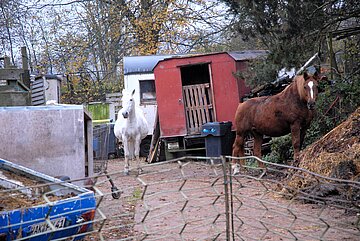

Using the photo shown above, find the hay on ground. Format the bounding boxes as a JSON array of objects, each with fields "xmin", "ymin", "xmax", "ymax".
[{"xmin": 287, "ymin": 107, "xmax": 360, "ymax": 192}]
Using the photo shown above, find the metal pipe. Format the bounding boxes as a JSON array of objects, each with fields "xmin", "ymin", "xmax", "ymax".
[
  {"xmin": 296, "ymin": 53, "xmax": 319, "ymax": 75},
  {"xmin": 21, "ymin": 47, "xmax": 29, "ymax": 70}
]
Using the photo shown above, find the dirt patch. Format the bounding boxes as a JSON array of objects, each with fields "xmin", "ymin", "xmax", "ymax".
[
  {"xmin": 0, "ymin": 169, "xmax": 76, "ymax": 211},
  {"xmin": 0, "ymin": 169, "xmax": 40, "ymax": 187}
]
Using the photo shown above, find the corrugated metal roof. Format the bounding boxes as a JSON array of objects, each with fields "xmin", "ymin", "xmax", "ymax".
[
  {"xmin": 123, "ymin": 55, "xmax": 181, "ymax": 75},
  {"xmin": 123, "ymin": 50, "xmax": 268, "ymax": 75}
]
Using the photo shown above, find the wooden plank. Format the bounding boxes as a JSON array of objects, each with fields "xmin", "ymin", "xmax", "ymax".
[
  {"xmin": 202, "ymin": 84, "xmax": 212, "ymax": 123},
  {"xmin": 106, "ymin": 92, "xmax": 122, "ymax": 105},
  {"xmin": 31, "ymin": 91, "xmax": 43, "ymax": 98},
  {"xmin": 31, "ymin": 88, "xmax": 43, "ymax": 94},
  {"xmin": 208, "ymin": 65, "xmax": 216, "ymax": 121},
  {"xmin": 196, "ymin": 85, "xmax": 207, "ymax": 124},
  {"xmin": 200, "ymin": 85, "xmax": 210, "ymax": 123},
  {"xmin": 207, "ymin": 84, "xmax": 214, "ymax": 121},
  {"xmin": 183, "ymin": 85, "xmax": 193, "ymax": 134},
  {"xmin": 204, "ymin": 84, "xmax": 214, "ymax": 122},
  {"xmin": 106, "ymin": 92, "xmax": 122, "ymax": 98},
  {"xmin": 191, "ymin": 87, "xmax": 200, "ymax": 133},
  {"xmin": 32, "ymin": 100, "xmax": 45, "ymax": 106},
  {"xmin": 183, "ymin": 87, "xmax": 192, "ymax": 132},
  {"xmin": 186, "ymin": 87, "xmax": 196, "ymax": 133},
  {"xmin": 192, "ymin": 87, "xmax": 201, "ymax": 132},
  {"xmin": 31, "ymin": 81, "xmax": 44, "ymax": 89},
  {"xmin": 182, "ymin": 87, "xmax": 189, "ymax": 130},
  {"xmin": 31, "ymin": 95, "xmax": 44, "ymax": 102},
  {"xmin": 187, "ymin": 86, "xmax": 197, "ymax": 134}
]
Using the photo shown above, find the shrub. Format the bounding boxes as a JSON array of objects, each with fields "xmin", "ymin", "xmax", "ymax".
[{"xmin": 263, "ymin": 134, "xmax": 293, "ymax": 164}]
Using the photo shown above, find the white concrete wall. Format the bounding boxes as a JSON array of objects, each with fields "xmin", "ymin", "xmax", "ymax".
[
  {"xmin": 0, "ymin": 105, "xmax": 92, "ymax": 180},
  {"xmin": 124, "ymin": 73, "xmax": 157, "ymax": 135}
]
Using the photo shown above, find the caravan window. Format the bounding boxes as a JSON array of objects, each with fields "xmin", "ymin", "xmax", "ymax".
[{"xmin": 140, "ymin": 79, "xmax": 156, "ymax": 103}]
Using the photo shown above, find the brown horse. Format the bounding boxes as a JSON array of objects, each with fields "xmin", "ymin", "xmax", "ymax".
[{"xmin": 232, "ymin": 72, "xmax": 325, "ymax": 174}]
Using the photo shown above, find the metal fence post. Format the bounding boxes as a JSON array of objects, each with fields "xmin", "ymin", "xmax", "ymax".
[{"xmin": 222, "ymin": 156, "xmax": 234, "ymax": 240}]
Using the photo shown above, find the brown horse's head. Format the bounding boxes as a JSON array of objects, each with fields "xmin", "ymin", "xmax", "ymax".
[{"xmin": 297, "ymin": 72, "xmax": 326, "ymax": 110}]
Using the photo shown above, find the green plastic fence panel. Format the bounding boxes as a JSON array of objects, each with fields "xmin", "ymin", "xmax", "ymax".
[{"xmin": 86, "ymin": 103, "xmax": 110, "ymax": 121}]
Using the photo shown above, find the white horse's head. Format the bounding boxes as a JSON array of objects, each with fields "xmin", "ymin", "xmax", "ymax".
[{"xmin": 121, "ymin": 89, "xmax": 136, "ymax": 119}]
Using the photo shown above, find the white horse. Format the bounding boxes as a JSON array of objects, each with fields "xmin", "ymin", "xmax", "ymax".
[{"xmin": 114, "ymin": 89, "xmax": 149, "ymax": 175}]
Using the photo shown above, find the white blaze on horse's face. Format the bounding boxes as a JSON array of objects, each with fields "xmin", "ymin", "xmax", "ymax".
[
  {"xmin": 308, "ymin": 81, "xmax": 314, "ymax": 99},
  {"xmin": 305, "ymin": 79, "xmax": 317, "ymax": 110}
]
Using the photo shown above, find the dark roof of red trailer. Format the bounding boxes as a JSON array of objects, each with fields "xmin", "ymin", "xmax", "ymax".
[{"xmin": 227, "ymin": 50, "xmax": 268, "ymax": 61}]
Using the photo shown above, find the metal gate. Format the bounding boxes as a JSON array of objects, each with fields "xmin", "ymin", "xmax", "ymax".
[{"xmin": 182, "ymin": 83, "xmax": 214, "ymax": 135}]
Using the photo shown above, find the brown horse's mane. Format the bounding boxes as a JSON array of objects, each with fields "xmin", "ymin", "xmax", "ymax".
[
  {"xmin": 295, "ymin": 75, "xmax": 307, "ymax": 100},
  {"xmin": 280, "ymin": 75, "xmax": 306, "ymax": 101}
]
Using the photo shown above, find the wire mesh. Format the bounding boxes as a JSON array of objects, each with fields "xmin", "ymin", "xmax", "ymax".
[
  {"xmin": 85, "ymin": 157, "xmax": 229, "ymax": 241},
  {"xmin": 227, "ymin": 156, "xmax": 360, "ymax": 241},
  {"xmin": 93, "ymin": 125, "xmax": 111, "ymax": 174},
  {"xmin": 1, "ymin": 156, "xmax": 360, "ymax": 240}
]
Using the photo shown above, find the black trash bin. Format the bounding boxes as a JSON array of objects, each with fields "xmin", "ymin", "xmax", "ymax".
[{"xmin": 201, "ymin": 121, "xmax": 233, "ymax": 158}]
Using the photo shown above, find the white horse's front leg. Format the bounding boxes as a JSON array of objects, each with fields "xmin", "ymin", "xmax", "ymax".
[
  {"xmin": 134, "ymin": 137, "xmax": 142, "ymax": 174},
  {"xmin": 123, "ymin": 140, "xmax": 130, "ymax": 175}
]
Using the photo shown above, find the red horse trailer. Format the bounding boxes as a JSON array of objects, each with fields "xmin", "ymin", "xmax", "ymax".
[{"xmin": 150, "ymin": 51, "xmax": 267, "ymax": 161}]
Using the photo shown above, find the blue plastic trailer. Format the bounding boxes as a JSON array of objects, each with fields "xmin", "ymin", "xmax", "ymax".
[{"xmin": 0, "ymin": 158, "xmax": 97, "ymax": 240}]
